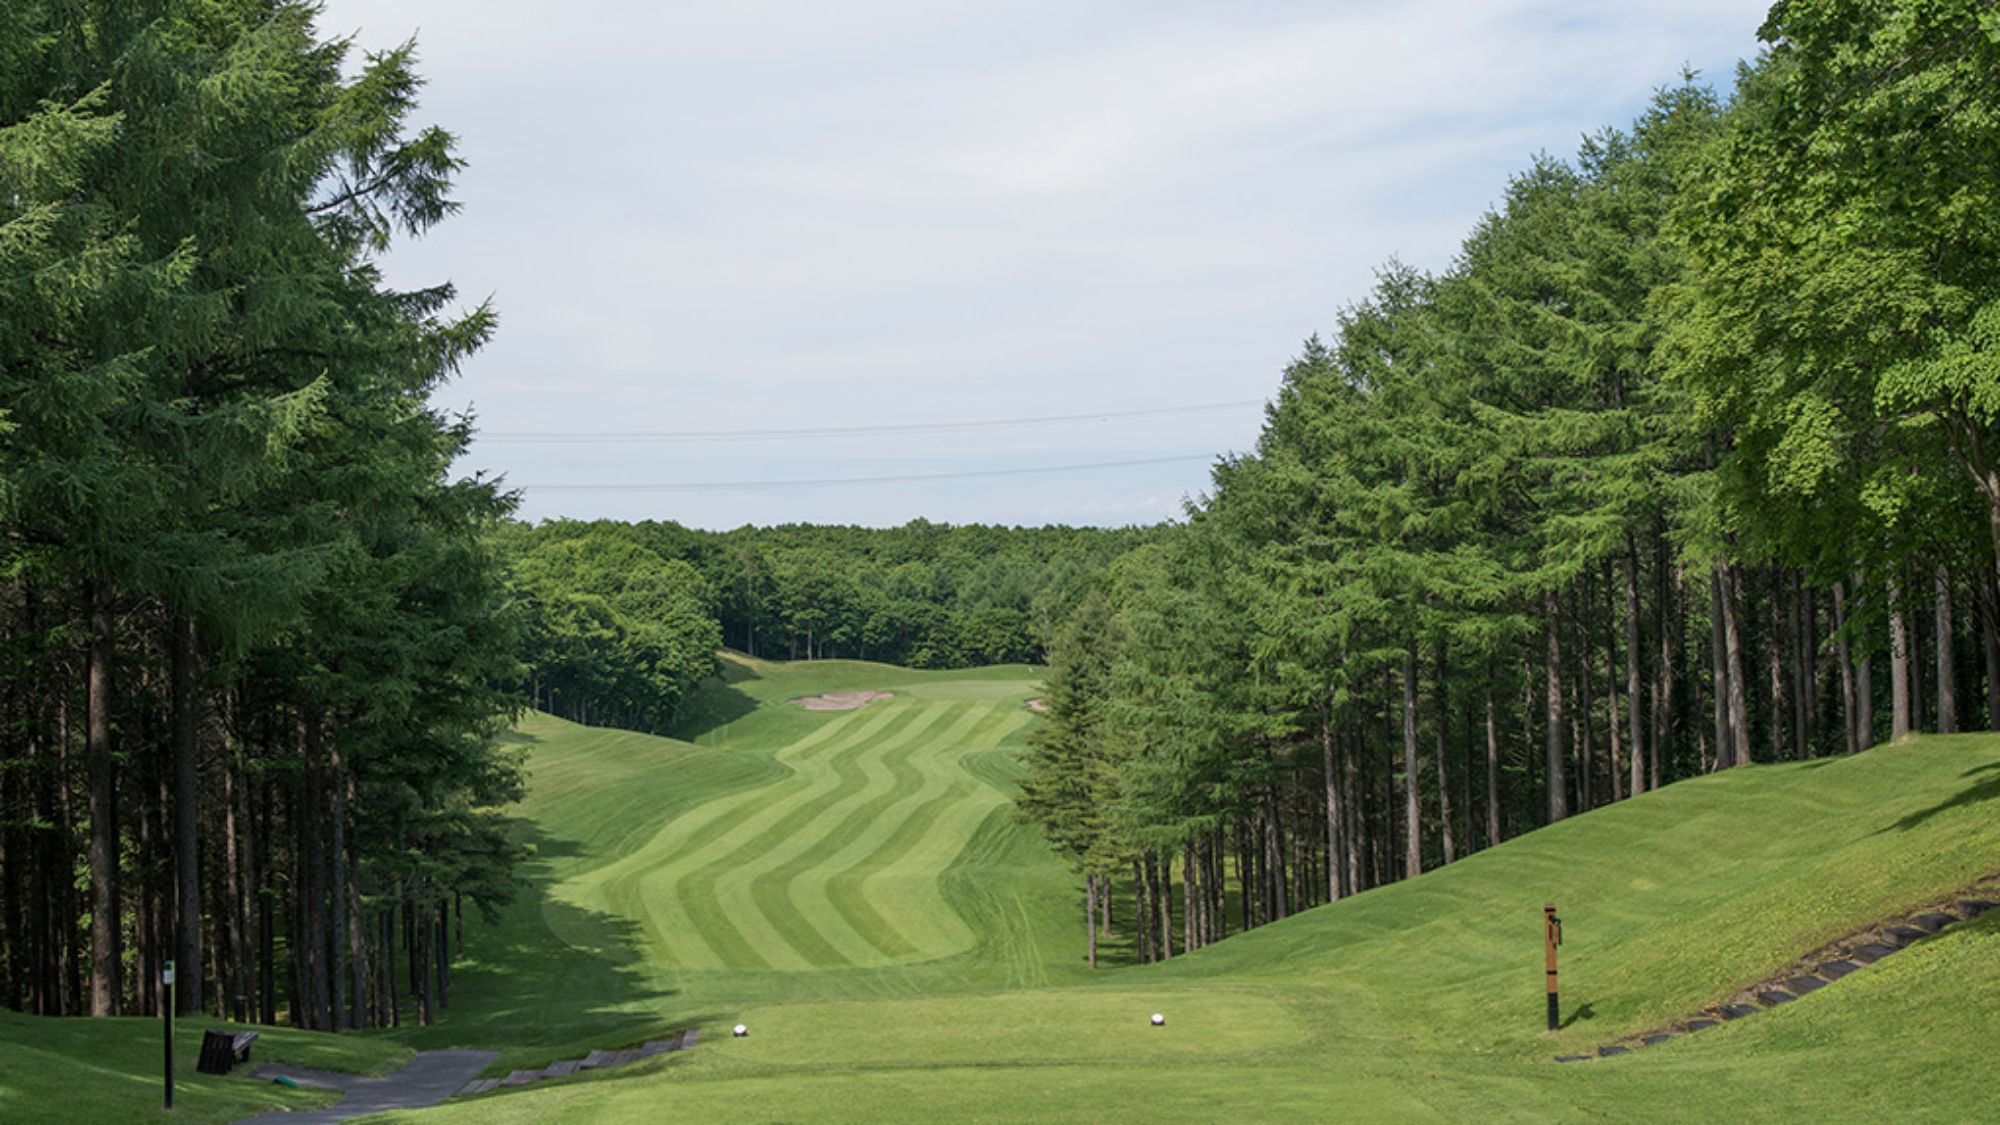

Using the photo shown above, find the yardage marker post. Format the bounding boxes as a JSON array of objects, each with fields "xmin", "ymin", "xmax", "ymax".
[{"xmin": 1543, "ymin": 904, "xmax": 1562, "ymax": 1032}]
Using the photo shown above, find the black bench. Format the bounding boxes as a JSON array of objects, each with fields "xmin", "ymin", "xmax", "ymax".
[{"xmin": 197, "ymin": 1029, "xmax": 259, "ymax": 1075}]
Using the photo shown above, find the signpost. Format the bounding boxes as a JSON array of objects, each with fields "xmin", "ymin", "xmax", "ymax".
[
  {"xmin": 1543, "ymin": 904, "xmax": 1563, "ymax": 1032},
  {"xmin": 164, "ymin": 961, "xmax": 176, "ymax": 1110}
]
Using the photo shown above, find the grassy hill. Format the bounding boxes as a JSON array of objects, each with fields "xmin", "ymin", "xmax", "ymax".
[
  {"xmin": 379, "ymin": 655, "xmax": 1081, "ymax": 1069},
  {"xmin": 373, "ymin": 656, "xmax": 2000, "ymax": 1122},
  {"xmin": 0, "ymin": 1011, "xmax": 410, "ymax": 1124},
  {"xmin": 13, "ymin": 656, "xmax": 1998, "ymax": 1122}
]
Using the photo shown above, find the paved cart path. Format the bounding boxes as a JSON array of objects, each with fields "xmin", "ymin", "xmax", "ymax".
[{"xmin": 233, "ymin": 1049, "xmax": 499, "ymax": 1124}]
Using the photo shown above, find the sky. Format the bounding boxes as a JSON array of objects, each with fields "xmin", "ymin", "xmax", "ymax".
[{"xmin": 315, "ymin": 0, "xmax": 1773, "ymax": 530}]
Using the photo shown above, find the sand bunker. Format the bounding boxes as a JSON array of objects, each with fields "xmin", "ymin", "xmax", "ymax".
[
  {"xmin": 1025, "ymin": 698, "xmax": 1050, "ymax": 714},
  {"xmin": 792, "ymin": 690, "xmax": 893, "ymax": 712}
]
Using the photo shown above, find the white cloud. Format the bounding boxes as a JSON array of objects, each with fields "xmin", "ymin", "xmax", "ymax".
[{"xmin": 315, "ymin": 0, "xmax": 1771, "ymax": 528}]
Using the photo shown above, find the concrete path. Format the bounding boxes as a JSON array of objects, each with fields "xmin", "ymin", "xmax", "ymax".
[{"xmin": 234, "ymin": 1049, "xmax": 500, "ymax": 1124}]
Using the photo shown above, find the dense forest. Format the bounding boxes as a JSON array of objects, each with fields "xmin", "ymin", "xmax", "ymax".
[
  {"xmin": 0, "ymin": 3, "xmax": 521, "ymax": 1026},
  {"xmin": 497, "ymin": 519, "xmax": 1154, "ymax": 732},
  {"xmin": 1018, "ymin": 5, "xmax": 2000, "ymax": 966}
]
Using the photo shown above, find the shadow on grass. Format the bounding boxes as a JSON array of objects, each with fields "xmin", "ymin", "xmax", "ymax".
[
  {"xmin": 1560, "ymin": 1002, "xmax": 1596, "ymax": 1029},
  {"xmin": 669, "ymin": 668, "xmax": 763, "ymax": 742},
  {"xmin": 405, "ymin": 818, "xmax": 676, "ymax": 1057},
  {"xmin": 1879, "ymin": 767, "xmax": 2000, "ymax": 834}
]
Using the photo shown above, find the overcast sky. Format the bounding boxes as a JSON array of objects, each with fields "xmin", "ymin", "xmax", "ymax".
[{"xmin": 316, "ymin": 0, "xmax": 1771, "ymax": 530}]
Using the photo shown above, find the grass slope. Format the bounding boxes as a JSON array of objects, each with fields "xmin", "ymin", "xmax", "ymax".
[
  {"xmin": 0, "ymin": 1010, "xmax": 411, "ymax": 1124},
  {"xmin": 383, "ymin": 656, "xmax": 1079, "ymax": 1070},
  {"xmin": 372, "ymin": 657, "xmax": 2000, "ymax": 1122}
]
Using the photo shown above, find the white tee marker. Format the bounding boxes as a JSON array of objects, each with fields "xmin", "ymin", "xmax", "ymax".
[
  {"xmin": 1150, "ymin": 1013, "xmax": 1165, "ymax": 1027},
  {"xmin": 733, "ymin": 1024, "xmax": 749, "ymax": 1038}
]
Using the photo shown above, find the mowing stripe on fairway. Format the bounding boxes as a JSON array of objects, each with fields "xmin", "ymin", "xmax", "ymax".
[
  {"xmin": 706, "ymin": 704, "xmax": 957, "ymax": 969},
  {"xmin": 793, "ymin": 703, "xmax": 1020, "ymax": 963},
  {"xmin": 558, "ymin": 697, "xmax": 1034, "ymax": 974},
  {"xmin": 653, "ymin": 704, "xmax": 933, "ymax": 969},
  {"xmin": 565, "ymin": 704, "xmax": 915, "ymax": 970}
]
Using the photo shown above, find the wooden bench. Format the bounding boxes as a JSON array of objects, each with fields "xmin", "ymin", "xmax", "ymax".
[{"xmin": 196, "ymin": 1029, "xmax": 259, "ymax": 1075}]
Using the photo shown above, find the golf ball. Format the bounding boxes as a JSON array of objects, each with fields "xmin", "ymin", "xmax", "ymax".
[
  {"xmin": 1151, "ymin": 1013, "xmax": 1165, "ymax": 1026},
  {"xmin": 733, "ymin": 1023, "xmax": 748, "ymax": 1038}
]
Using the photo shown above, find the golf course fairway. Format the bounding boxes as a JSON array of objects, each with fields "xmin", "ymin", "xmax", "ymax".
[{"xmin": 361, "ymin": 657, "xmax": 2000, "ymax": 1120}]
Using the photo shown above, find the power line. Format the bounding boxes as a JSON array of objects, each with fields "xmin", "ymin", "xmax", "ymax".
[
  {"xmin": 482, "ymin": 400, "xmax": 1263, "ymax": 443},
  {"xmin": 524, "ymin": 453, "xmax": 1218, "ymax": 493}
]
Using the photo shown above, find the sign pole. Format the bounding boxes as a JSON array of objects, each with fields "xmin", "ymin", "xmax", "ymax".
[
  {"xmin": 164, "ymin": 960, "xmax": 176, "ymax": 1110},
  {"xmin": 1543, "ymin": 904, "xmax": 1562, "ymax": 1032}
]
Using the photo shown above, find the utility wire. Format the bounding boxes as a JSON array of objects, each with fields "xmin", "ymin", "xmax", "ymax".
[
  {"xmin": 482, "ymin": 400, "xmax": 1262, "ymax": 443},
  {"xmin": 525, "ymin": 453, "xmax": 1218, "ymax": 493}
]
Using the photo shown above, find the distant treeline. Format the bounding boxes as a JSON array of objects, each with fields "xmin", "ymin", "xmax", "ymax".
[
  {"xmin": 496, "ymin": 520, "xmax": 1159, "ymax": 731},
  {"xmin": 1020, "ymin": 6, "xmax": 2000, "ymax": 967},
  {"xmin": 0, "ymin": 4, "xmax": 520, "ymax": 1027}
]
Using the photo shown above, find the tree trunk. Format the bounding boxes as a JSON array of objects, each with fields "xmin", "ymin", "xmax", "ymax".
[
  {"xmin": 1624, "ymin": 544, "xmax": 1645, "ymax": 795},
  {"xmin": 1720, "ymin": 562, "xmax": 1752, "ymax": 767},
  {"xmin": 1544, "ymin": 593, "xmax": 1567, "ymax": 823},
  {"xmin": 1889, "ymin": 578, "xmax": 1913, "ymax": 739},
  {"xmin": 1767, "ymin": 570, "xmax": 1786, "ymax": 762},
  {"xmin": 86, "ymin": 581, "xmax": 120, "ymax": 1017},
  {"xmin": 350, "ymin": 766, "xmax": 367, "ymax": 1030},
  {"xmin": 1402, "ymin": 642, "xmax": 1422, "ymax": 874},
  {"xmin": 169, "ymin": 615, "xmax": 203, "ymax": 1014},
  {"xmin": 1709, "ymin": 567, "xmax": 1732, "ymax": 770},
  {"xmin": 329, "ymin": 734, "xmax": 348, "ymax": 1032},
  {"xmin": 223, "ymin": 740, "xmax": 248, "ymax": 1022},
  {"xmin": 1981, "ymin": 568, "xmax": 2000, "ymax": 730},
  {"xmin": 1436, "ymin": 642, "xmax": 1455, "ymax": 864},
  {"xmin": 1936, "ymin": 569, "xmax": 1959, "ymax": 733},
  {"xmin": 1484, "ymin": 684, "xmax": 1500, "ymax": 851},
  {"xmin": 1321, "ymin": 709, "xmax": 1343, "ymax": 900},
  {"xmin": 1088, "ymin": 876, "xmax": 1104, "ymax": 964},
  {"xmin": 1834, "ymin": 580, "xmax": 1859, "ymax": 754},
  {"xmin": 1262, "ymin": 788, "xmax": 1289, "ymax": 919}
]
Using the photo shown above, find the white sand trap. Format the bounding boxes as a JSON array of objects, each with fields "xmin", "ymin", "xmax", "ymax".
[
  {"xmin": 792, "ymin": 690, "xmax": 894, "ymax": 712},
  {"xmin": 1025, "ymin": 698, "xmax": 1050, "ymax": 714}
]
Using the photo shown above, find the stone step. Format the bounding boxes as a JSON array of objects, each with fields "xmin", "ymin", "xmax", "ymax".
[
  {"xmin": 1755, "ymin": 989, "xmax": 1796, "ymax": 1006},
  {"xmin": 1850, "ymin": 942, "xmax": 1897, "ymax": 963},
  {"xmin": 457, "ymin": 1078, "xmax": 500, "ymax": 1096},
  {"xmin": 1912, "ymin": 912, "xmax": 1959, "ymax": 933},
  {"xmin": 1817, "ymin": 959, "xmax": 1861, "ymax": 979},
  {"xmin": 1685, "ymin": 1018, "xmax": 1719, "ymax": 1032},
  {"xmin": 1641, "ymin": 1034, "xmax": 1673, "ymax": 1046},
  {"xmin": 1885, "ymin": 925, "xmax": 1928, "ymax": 945},
  {"xmin": 1958, "ymin": 898, "xmax": 1997, "ymax": 917},
  {"xmin": 500, "ymin": 1068, "xmax": 544, "ymax": 1087},
  {"xmin": 1719, "ymin": 1003, "xmax": 1760, "ymax": 1020},
  {"xmin": 579, "ymin": 1049, "xmax": 617, "ymax": 1069},
  {"xmin": 546, "ymin": 1059, "xmax": 581, "ymax": 1077},
  {"xmin": 1596, "ymin": 1045, "xmax": 1629, "ymax": 1057},
  {"xmin": 1555, "ymin": 1055, "xmax": 1593, "ymax": 1063},
  {"xmin": 1785, "ymin": 975, "xmax": 1827, "ymax": 995}
]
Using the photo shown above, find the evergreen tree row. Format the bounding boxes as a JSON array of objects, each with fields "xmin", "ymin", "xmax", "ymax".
[
  {"xmin": 1020, "ymin": 2, "xmax": 2000, "ymax": 966},
  {"xmin": 0, "ymin": 2, "xmax": 521, "ymax": 1026},
  {"xmin": 497, "ymin": 519, "xmax": 1157, "ymax": 733}
]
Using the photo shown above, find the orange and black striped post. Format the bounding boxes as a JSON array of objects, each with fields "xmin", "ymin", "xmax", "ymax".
[{"xmin": 1543, "ymin": 903, "xmax": 1563, "ymax": 1031}]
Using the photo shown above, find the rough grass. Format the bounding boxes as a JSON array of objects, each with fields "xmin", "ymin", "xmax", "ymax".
[{"xmin": 0, "ymin": 1010, "xmax": 411, "ymax": 1124}]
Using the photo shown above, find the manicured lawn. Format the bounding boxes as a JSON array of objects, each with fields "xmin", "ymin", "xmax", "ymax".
[
  {"xmin": 354, "ymin": 657, "xmax": 2000, "ymax": 1121},
  {"xmin": 0, "ymin": 1009, "xmax": 411, "ymax": 1124}
]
